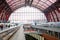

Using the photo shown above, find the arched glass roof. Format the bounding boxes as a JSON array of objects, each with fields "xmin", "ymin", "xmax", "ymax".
[{"xmin": 6, "ymin": 0, "xmax": 57, "ymax": 11}]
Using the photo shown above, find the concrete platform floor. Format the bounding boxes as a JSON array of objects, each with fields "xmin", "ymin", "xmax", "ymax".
[{"xmin": 9, "ymin": 26, "xmax": 26, "ymax": 40}]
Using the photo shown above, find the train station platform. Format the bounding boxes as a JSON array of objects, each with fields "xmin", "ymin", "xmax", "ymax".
[
  {"xmin": 0, "ymin": 26, "xmax": 26, "ymax": 40},
  {"xmin": 9, "ymin": 26, "xmax": 25, "ymax": 40},
  {"xmin": 0, "ymin": 24, "xmax": 60, "ymax": 40}
]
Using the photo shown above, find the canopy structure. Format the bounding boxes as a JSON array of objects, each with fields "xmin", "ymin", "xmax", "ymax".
[{"xmin": 0, "ymin": 0, "xmax": 60, "ymax": 22}]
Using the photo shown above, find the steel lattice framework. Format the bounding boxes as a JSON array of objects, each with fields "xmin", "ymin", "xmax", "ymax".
[{"xmin": 0, "ymin": 0, "xmax": 60, "ymax": 22}]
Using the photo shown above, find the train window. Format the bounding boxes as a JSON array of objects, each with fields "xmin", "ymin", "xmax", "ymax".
[
  {"xmin": 49, "ymin": 31, "xmax": 56, "ymax": 37},
  {"xmin": 55, "ymin": 32, "xmax": 58, "ymax": 38},
  {"xmin": 59, "ymin": 33, "xmax": 60, "ymax": 39},
  {"xmin": 48, "ymin": 31, "xmax": 51, "ymax": 35},
  {"xmin": 50, "ymin": 31, "xmax": 54, "ymax": 36},
  {"xmin": 53, "ymin": 31, "xmax": 55, "ymax": 37},
  {"xmin": 44, "ymin": 30, "xmax": 47, "ymax": 33},
  {"xmin": 46, "ymin": 30, "xmax": 49, "ymax": 34}
]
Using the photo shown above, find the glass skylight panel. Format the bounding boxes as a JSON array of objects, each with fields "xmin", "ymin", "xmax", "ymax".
[
  {"xmin": 32, "ymin": 2, "xmax": 37, "ymax": 6},
  {"xmin": 11, "ymin": 3, "xmax": 25, "ymax": 10},
  {"xmin": 6, "ymin": 0, "xmax": 25, "ymax": 11},
  {"xmin": 58, "ymin": 8, "xmax": 60, "ymax": 11},
  {"xmin": 37, "ymin": 4, "xmax": 45, "ymax": 9},
  {"xmin": 45, "ymin": 1, "xmax": 52, "ymax": 6},
  {"xmin": 49, "ymin": 0, "xmax": 56, "ymax": 3},
  {"xmin": 41, "ymin": 0, "xmax": 48, "ymax": 2},
  {"xmin": 6, "ymin": 0, "xmax": 25, "ymax": 6},
  {"xmin": 6, "ymin": 0, "xmax": 12, "ymax": 3},
  {"xmin": 35, "ymin": 5, "xmax": 44, "ymax": 10},
  {"xmin": 33, "ymin": 0, "xmax": 39, "ymax": 3},
  {"xmin": 38, "ymin": 2, "xmax": 47, "ymax": 9}
]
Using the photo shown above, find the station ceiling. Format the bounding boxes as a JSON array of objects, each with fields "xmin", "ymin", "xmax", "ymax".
[{"xmin": 0, "ymin": 0, "xmax": 60, "ymax": 22}]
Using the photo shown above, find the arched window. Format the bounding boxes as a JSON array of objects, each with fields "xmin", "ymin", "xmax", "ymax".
[{"xmin": 9, "ymin": 6, "xmax": 47, "ymax": 24}]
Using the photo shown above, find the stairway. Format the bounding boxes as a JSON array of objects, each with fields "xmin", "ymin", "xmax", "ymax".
[{"xmin": 25, "ymin": 33, "xmax": 44, "ymax": 40}]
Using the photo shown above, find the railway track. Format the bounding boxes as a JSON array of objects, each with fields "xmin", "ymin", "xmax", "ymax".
[{"xmin": 0, "ymin": 26, "xmax": 20, "ymax": 40}]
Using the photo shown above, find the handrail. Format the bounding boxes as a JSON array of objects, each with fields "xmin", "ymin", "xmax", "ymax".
[
  {"xmin": 32, "ymin": 26, "xmax": 60, "ymax": 40},
  {"xmin": 32, "ymin": 26, "xmax": 60, "ymax": 32},
  {"xmin": 24, "ymin": 31, "xmax": 42, "ymax": 34}
]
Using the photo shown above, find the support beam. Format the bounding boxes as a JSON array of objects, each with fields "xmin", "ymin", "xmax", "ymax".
[
  {"xmin": 25, "ymin": 0, "xmax": 29, "ymax": 6},
  {"xmin": 51, "ymin": 11, "xmax": 55, "ymax": 22},
  {"xmin": 54, "ymin": 10, "xmax": 59, "ymax": 21},
  {"xmin": 29, "ymin": 0, "xmax": 33, "ymax": 6}
]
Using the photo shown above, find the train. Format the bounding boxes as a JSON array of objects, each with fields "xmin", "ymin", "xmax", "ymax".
[{"xmin": 0, "ymin": 23, "xmax": 16, "ymax": 30}]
